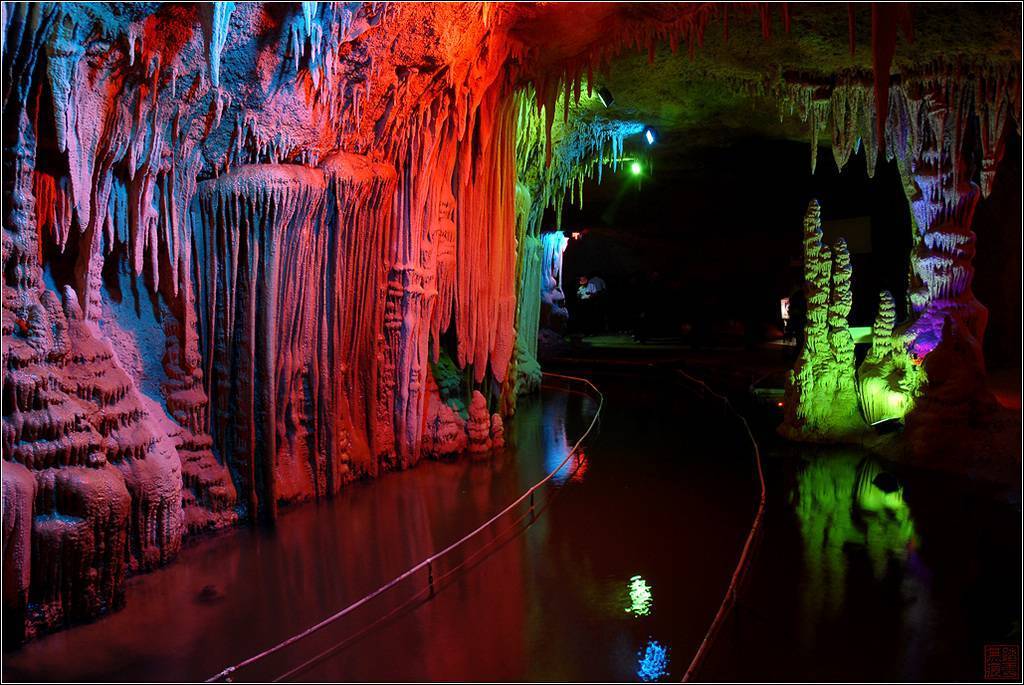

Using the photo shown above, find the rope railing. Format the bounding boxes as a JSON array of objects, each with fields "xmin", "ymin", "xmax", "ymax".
[
  {"xmin": 675, "ymin": 369, "xmax": 767, "ymax": 683},
  {"xmin": 206, "ymin": 371, "xmax": 603, "ymax": 683}
]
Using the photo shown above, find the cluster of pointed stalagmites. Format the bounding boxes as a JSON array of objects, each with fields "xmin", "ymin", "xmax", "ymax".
[
  {"xmin": 421, "ymin": 359, "xmax": 506, "ymax": 461},
  {"xmin": 467, "ymin": 391, "xmax": 505, "ymax": 459},
  {"xmin": 784, "ymin": 199, "xmax": 936, "ymax": 440},
  {"xmin": 782, "ymin": 200, "xmax": 865, "ymax": 441}
]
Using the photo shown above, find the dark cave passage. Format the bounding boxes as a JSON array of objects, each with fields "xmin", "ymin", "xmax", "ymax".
[{"xmin": 557, "ymin": 141, "xmax": 917, "ymax": 345}]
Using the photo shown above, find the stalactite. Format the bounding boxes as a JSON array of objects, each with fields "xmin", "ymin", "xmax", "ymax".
[
  {"xmin": 454, "ymin": 87, "xmax": 519, "ymax": 385},
  {"xmin": 204, "ymin": 2, "xmax": 235, "ymax": 89},
  {"xmin": 870, "ymin": 3, "xmax": 913, "ymax": 145}
]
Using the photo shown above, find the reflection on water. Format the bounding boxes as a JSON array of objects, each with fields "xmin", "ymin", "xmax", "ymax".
[
  {"xmin": 6, "ymin": 378, "xmax": 750, "ymax": 683},
  {"xmin": 636, "ymin": 639, "xmax": 670, "ymax": 681},
  {"xmin": 541, "ymin": 386, "xmax": 572, "ymax": 483},
  {"xmin": 795, "ymin": 453, "xmax": 917, "ymax": 626},
  {"xmin": 704, "ymin": 437, "xmax": 1019, "ymax": 682},
  {"xmin": 6, "ymin": 373, "xmax": 1012, "ymax": 682},
  {"xmin": 626, "ymin": 575, "xmax": 654, "ymax": 617}
]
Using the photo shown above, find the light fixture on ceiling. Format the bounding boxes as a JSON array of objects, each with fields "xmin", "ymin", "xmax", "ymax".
[
  {"xmin": 597, "ymin": 86, "xmax": 614, "ymax": 107},
  {"xmin": 643, "ymin": 126, "xmax": 657, "ymax": 145}
]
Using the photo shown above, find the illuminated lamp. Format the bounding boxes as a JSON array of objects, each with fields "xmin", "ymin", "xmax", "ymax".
[
  {"xmin": 630, "ymin": 161, "xmax": 643, "ymax": 176},
  {"xmin": 643, "ymin": 127, "xmax": 657, "ymax": 145},
  {"xmin": 597, "ymin": 86, "xmax": 614, "ymax": 107}
]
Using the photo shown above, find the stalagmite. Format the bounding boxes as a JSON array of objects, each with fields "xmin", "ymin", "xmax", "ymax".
[
  {"xmin": 491, "ymin": 414, "xmax": 506, "ymax": 450},
  {"xmin": 466, "ymin": 390, "xmax": 493, "ymax": 458},
  {"xmin": 857, "ymin": 291, "xmax": 925, "ymax": 425},
  {"xmin": 781, "ymin": 201, "xmax": 863, "ymax": 441}
]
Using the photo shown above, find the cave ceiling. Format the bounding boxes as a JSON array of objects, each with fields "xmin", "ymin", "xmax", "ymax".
[{"xmin": 530, "ymin": 3, "xmax": 1021, "ymax": 170}]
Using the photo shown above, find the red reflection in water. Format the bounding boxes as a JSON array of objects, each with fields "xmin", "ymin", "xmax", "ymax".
[{"xmin": 570, "ymin": 451, "xmax": 589, "ymax": 482}]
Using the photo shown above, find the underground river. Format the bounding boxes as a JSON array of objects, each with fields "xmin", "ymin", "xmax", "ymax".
[{"xmin": 3, "ymin": 370, "xmax": 1019, "ymax": 682}]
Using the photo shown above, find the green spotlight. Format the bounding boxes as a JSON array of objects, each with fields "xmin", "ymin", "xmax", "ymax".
[{"xmin": 630, "ymin": 161, "xmax": 642, "ymax": 176}]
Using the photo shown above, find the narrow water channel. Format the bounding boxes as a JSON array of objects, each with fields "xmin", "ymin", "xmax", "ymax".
[{"xmin": 4, "ymin": 372, "xmax": 1018, "ymax": 682}]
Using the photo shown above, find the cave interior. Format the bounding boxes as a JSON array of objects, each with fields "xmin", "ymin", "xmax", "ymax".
[{"xmin": 1, "ymin": 1, "xmax": 1021, "ymax": 677}]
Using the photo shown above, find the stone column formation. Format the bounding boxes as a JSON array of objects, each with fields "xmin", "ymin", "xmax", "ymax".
[{"xmin": 902, "ymin": 78, "xmax": 987, "ymax": 364}]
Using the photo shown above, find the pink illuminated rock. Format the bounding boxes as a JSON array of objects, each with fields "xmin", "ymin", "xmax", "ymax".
[
  {"xmin": 491, "ymin": 414, "xmax": 506, "ymax": 450},
  {"xmin": 467, "ymin": 391, "xmax": 493, "ymax": 458}
]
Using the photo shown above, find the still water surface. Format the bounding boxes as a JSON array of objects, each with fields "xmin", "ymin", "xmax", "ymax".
[{"xmin": 3, "ymin": 372, "xmax": 1018, "ymax": 682}]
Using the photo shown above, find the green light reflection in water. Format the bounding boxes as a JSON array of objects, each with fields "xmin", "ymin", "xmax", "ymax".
[
  {"xmin": 794, "ymin": 453, "xmax": 917, "ymax": 630},
  {"xmin": 626, "ymin": 574, "xmax": 653, "ymax": 617}
]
